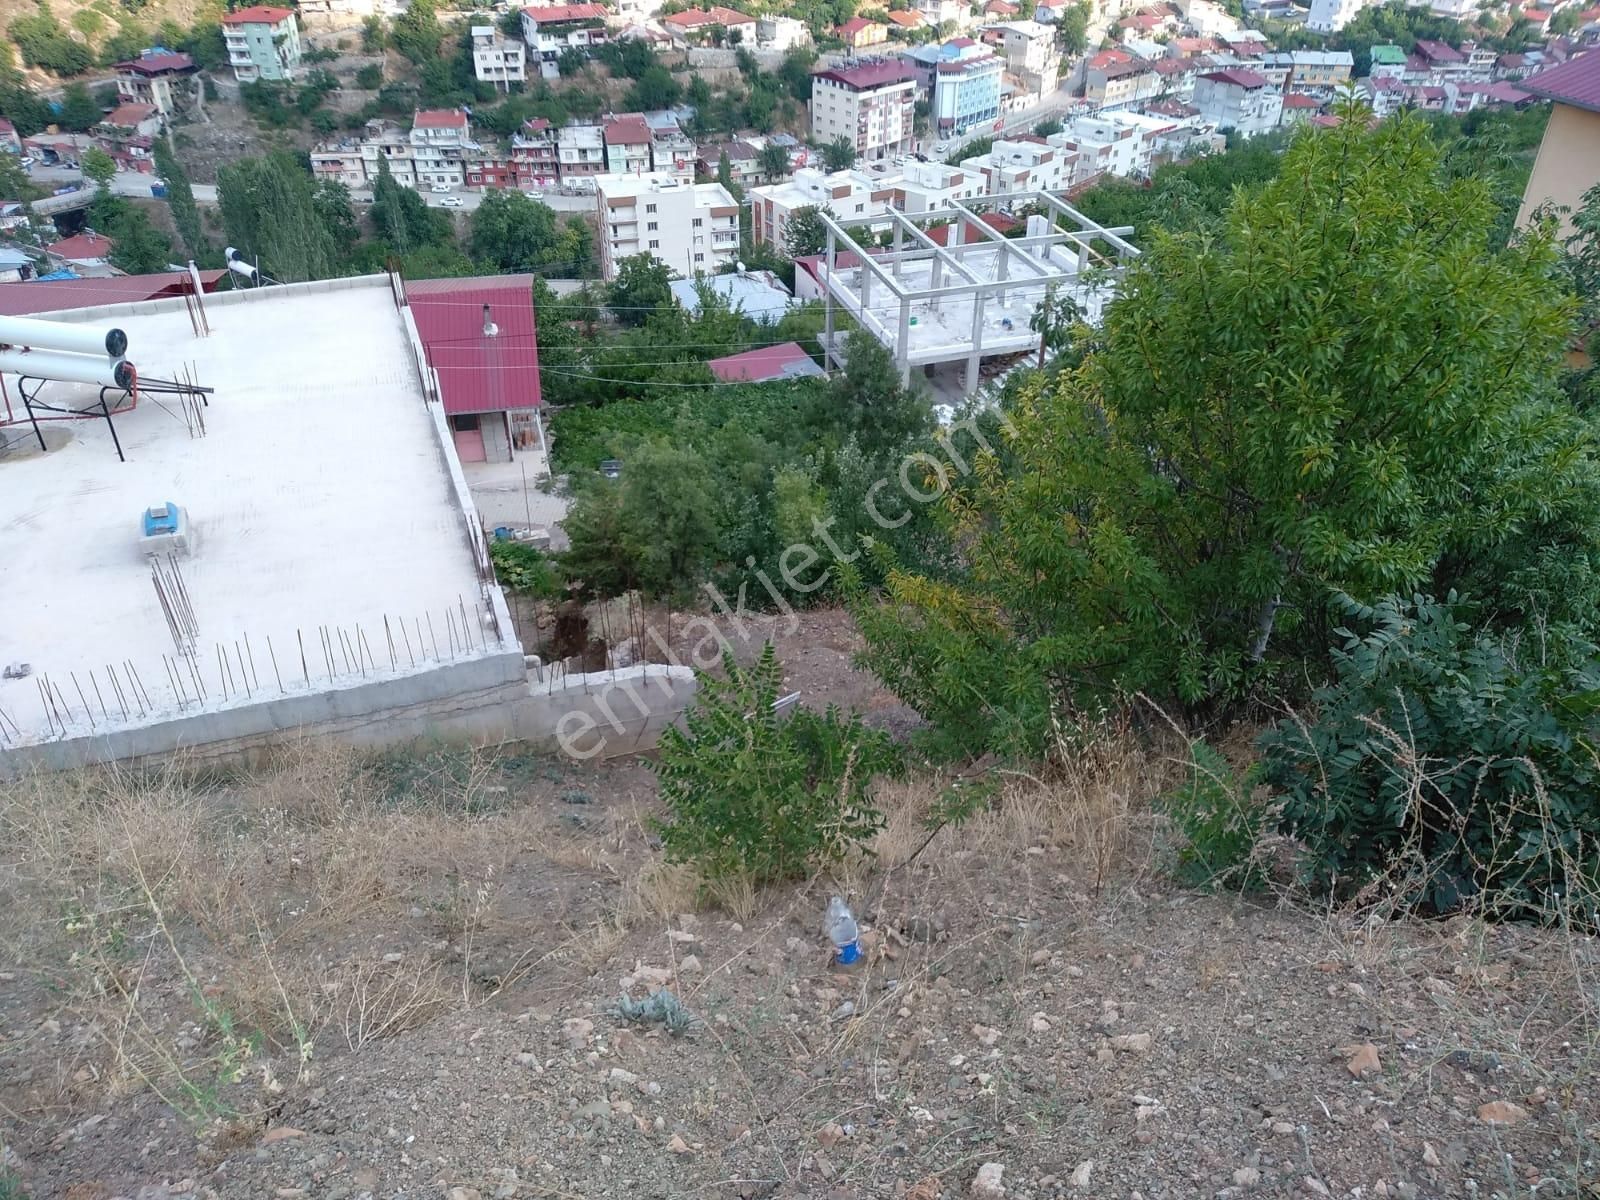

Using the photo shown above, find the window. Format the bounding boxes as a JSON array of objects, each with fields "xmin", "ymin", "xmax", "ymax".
[
  {"xmin": 693, "ymin": 218, "xmax": 703, "ymax": 227},
  {"xmin": 695, "ymin": 253, "xmax": 704, "ymax": 262},
  {"xmin": 647, "ymin": 221, "xmax": 658, "ymax": 231},
  {"xmin": 646, "ymin": 202, "xmax": 657, "ymax": 213},
  {"xmin": 649, "ymin": 239, "xmax": 660, "ymax": 248}
]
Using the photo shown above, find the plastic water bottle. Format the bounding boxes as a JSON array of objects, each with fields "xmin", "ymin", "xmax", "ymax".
[{"xmin": 825, "ymin": 896, "xmax": 861, "ymax": 967}]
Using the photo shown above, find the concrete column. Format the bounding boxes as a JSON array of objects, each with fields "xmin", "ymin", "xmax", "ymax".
[
  {"xmin": 965, "ymin": 286, "xmax": 986, "ymax": 395},
  {"xmin": 823, "ymin": 225, "xmax": 836, "ymax": 376},
  {"xmin": 892, "ymin": 220, "xmax": 903, "ymax": 281},
  {"xmin": 897, "ymin": 297, "xmax": 912, "ymax": 386}
]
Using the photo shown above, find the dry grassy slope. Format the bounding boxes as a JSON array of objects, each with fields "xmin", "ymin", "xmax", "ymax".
[
  {"xmin": 2, "ymin": 0, "xmax": 218, "ymax": 79},
  {"xmin": 0, "ymin": 613, "xmax": 1596, "ymax": 1200}
]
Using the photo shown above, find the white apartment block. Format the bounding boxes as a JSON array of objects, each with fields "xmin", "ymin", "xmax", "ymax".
[
  {"xmin": 596, "ymin": 173, "xmax": 741, "ymax": 279},
  {"xmin": 1047, "ymin": 111, "xmax": 1178, "ymax": 181},
  {"xmin": 1305, "ymin": 0, "xmax": 1367, "ymax": 31},
  {"xmin": 988, "ymin": 20, "xmax": 1064, "ymax": 98},
  {"xmin": 810, "ymin": 59, "xmax": 919, "ymax": 162},
  {"xmin": 962, "ymin": 136, "xmax": 1073, "ymax": 193},
  {"xmin": 750, "ymin": 167, "xmax": 897, "ymax": 248},
  {"xmin": 411, "ymin": 109, "xmax": 474, "ymax": 188},
  {"xmin": 558, "ymin": 123, "xmax": 606, "ymax": 189},
  {"xmin": 1192, "ymin": 68, "xmax": 1284, "ymax": 136},
  {"xmin": 892, "ymin": 160, "xmax": 987, "ymax": 214},
  {"xmin": 471, "ymin": 25, "xmax": 527, "ymax": 89},
  {"xmin": 757, "ymin": 15, "xmax": 811, "ymax": 50},
  {"xmin": 359, "ymin": 123, "xmax": 417, "ymax": 187}
]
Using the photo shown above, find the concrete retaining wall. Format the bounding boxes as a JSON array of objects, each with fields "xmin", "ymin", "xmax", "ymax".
[{"xmin": 516, "ymin": 664, "xmax": 698, "ymax": 759}]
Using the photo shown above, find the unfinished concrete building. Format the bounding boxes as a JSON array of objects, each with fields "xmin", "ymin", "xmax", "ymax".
[{"xmin": 814, "ymin": 191, "xmax": 1140, "ymax": 394}]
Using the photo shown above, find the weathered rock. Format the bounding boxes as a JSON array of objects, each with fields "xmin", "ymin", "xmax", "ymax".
[
  {"xmin": 817, "ymin": 1122, "xmax": 846, "ymax": 1148},
  {"xmin": 1233, "ymin": 1167, "xmax": 1261, "ymax": 1187},
  {"xmin": 1028, "ymin": 1012, "xmax": 1052, "ymax": 1034},
  {"xmin": 970, "ymin": 1162, "xmax": 1006, "ymax": 1199},
  {"xmin": 678, "ymin": 954, "xmax": 703, "ymax": 975},
  {"xmin": 666, "ymin": 1133, "xmax": 693, "ymax": 1155},
  {"xmin": 1070, "ymin": 1159, "xmax": 1093, "ymax": 1188},
  {"xmin": 1477, "ymin": 1101, "xmax": 1530, "ymax": 1126},
  {"xmin": 562, "ymin": 1017, "xmax": 594, "ymax": 1049},
  {"xmin": 1341, "ymin": 1043, "xmax": 1382, "ymax": 1079},
  {"xmin": 1109, "ymin": 1032, "xmax": 1152, "ymax": 1054},
  {"xmin": 260, "ymin": 1127, "xmax": 305, "ymax": 1145}
]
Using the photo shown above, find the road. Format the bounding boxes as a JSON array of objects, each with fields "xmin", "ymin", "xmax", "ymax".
[
  {"xmin": 920, "ymin": 83, "xmax": 1079, "ymax": 160},
  {"xmin": 345, "ymin": 186, "xmax": 598, "ymax": 214},
  {"xmin": 28, "ymin": 165, "xmax": 219, "ymax": 205}
]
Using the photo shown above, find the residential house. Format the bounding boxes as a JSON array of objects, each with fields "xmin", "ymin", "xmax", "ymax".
[
  {"xmin": 358, "ymin": 122, "xmax": 416, "ymax": 187},
  {"xmin": 962, "ymin": 135, "xmax": 1073, "ymax": 191},
  {"xmin": 411, "ymin": 109, "xmax": 473, "ymax": 188},
  {"xmin": 756, "ymin": 15, "xmax": 811, "ymax": 49},
  {"xmin": 112, "ymin": 49, "xmax": 197, "ymax": 115},
  {"xmin": 0, "ymin": 246, "xmax": 36, "ymax": 284},
  {"xmin": 661, "ymin": 6, "xmax": 759, "ymax": 44},
  {"xmin": 985, "ymin": 0, "xmax": 1022, "ymax": 14},
  {"xmin": 1174, "ymin": 0, "xmax": 1239, "ymax": 35},
  {"xmin": 1406, "ymin": 38, "xmax": 1469, "ymax": 84},
  {"xmin": 1517, "ymin": 5, "xmax": 1554, "ymax": 33},
  {"xmin": 1151, "ymin": 55, "xmax": 1203, "ymax": 99},
  {"xmin": 471, "ymin": 25, "xmax": 527, "ymax": 90},
  {"xmin": 1192, "ymin": 67, "xmax": 1283, "ymax": 134},
  {"xmin": 837, "ymin": 16, "xmax": 889, "ymax": 47},
  {"xmin": 891, "ymin": 159, "xmax": 987, "ymax": 212},
  {"xmin": 222, "ymin": 6, "xmax": 301, "ymax": 82},
  {"xmin": 911, "ymin": 0, "xmax": 970, "ymax": 29},
  {"xmin": 1216, "ymin": 27, "xmax": 1269, "ymax": 56},
  {"xmin": 906, "ymin": 38, "xmax": 1005, "ymax": 133},
  {"xmin": 310, "ymin": 141, "xmax": 368, "ymax": 188},
  {"xmin": 558, "ymin": 122, "xmax": 607, "ymax": 188},
  {"xmin": 1282, "ymin": 48, "xmax": 1354, "ymax": 92},
  {"xmin": 644, "ymin": 110, "xmax": 697, "ymax": 182},
  {"xmin": 1048, "ymin": 109, "xmax": 1177, "ymax": 180},
  {"xmin": 1033, "ymin": 0, "xmax": 1066, "ymax": 20},
  {"xmin": 707, "ymin": 342, "xmax": 826, "ymax": 383},
  {"xmin": 750, "ymin": 166, "xmax": 897, "ymax": 248},
  {"xmin": 602, "ymin": 112, "xmax": 653, "ymax": 175},
  {"xmin": 97, "ymin": 104, "xmax": 161, "ymax": 173},
  {"xmin": 509, "ymin": 118, "xmax": 561, "ymax": 188},
  {"xmin": 520, "ymin": 4, "xmax": 610, "ymax": 78},
  {"xmin": 885, "ymin": 9, "xmax": 926, "ymax": 34},
  {"xmin": 1368, "ymin": 43, "xmax": 1407, "ymax": 79},
  {"xmin": 989, "ymin": 21, "xmax": 1064, "ymax": 99},
  {"xmin": 595, "ymin": 173, "xmax": 740, "ymax": 278},
  {"xmin": 810, "ymin": 58, "xmax": 919, "ymax": 160},
  {"xmin": 46, "ymin": 232, "xmax": 114, "ymax": 273},
  {"xmin": 1517, "ymin": 50, "xmax": 1600, "ymax": 233},
  {"xmin": 1305, "ymin": 0, "xmax": 1366, "ymax": 32},
  {"xmin": 1086, "ymin": 52, "xmax": 1162, "ymax": 108},
  {"xmin": 408, "ymin": 275, "xmax": 543, "ymax": 465},
  {"xmin": 1279, "ymin": 91, "xmax": 1323, "ymax": 124}
]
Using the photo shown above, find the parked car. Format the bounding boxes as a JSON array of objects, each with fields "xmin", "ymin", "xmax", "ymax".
[
  {"xmin": 440, "ymin": 196, "xmax": 464, "ymax": 207},
  {"xmin": 429, "ymin": 183, "xmax": 453, "ymax": 194},
  {"xmin": 524, "ymin": 190, "xmax": 544, "ymax": 199}
]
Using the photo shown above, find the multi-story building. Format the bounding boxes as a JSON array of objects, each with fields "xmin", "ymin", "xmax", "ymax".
[
  {"xmin": 750, "ymin": 166, "xmax": 897, "ymax": 248},
  {"xmin": 510, "ymin": 118, "xmax": 561, "ymax": 188},
  {"xmin": 890, "ymin": 159, "xmax": 986, "ymax": 213},
  {"xmin": 1305, "ymin": 0, "xmax": 1366, "ymax": 33},
  {"xmin": 1192, "ymin": 68, "xmax": 1283, "ymax": 135},
  {"xmin": 1086, "ymin": 53, "xmax": 1162, "ymax": 109},
  {"xmin": 1369, "ymin": 43, "xmax": 1408, "ymax": 79},
  {"xmin": 911, "ymin": 0, "xmax": 970, "ymax": 28},
  {"xmin": 1518, "ymin": 51, "xmax": 1600, "ymax": 235},
  {"xmin": 906, "ymin": 38, "xmax": 1004, "ymax": 134},
  {"xmin": 1260, "ymin": 48, "xmax": 1353, "ymax": 93},
  {"xmin": 757, "ymin": 15, "xmax": 811, "ymax": 50},
  {"xmin": 988, "ymin": 20, "xmax": 1063, "ymax": 98},
  {"xmin": 1406, "ymin": 38, "xmax": 1469, "ymax": 84},
  {"xmin": 520, "ymin": 4, "xmax": 610, "ymax": 79},
  {"xmin": 558, "ymin": 122, "xmax": 607, "ymax": 189},
  {"xmin": 962, "ymin": 135, "xmax": 1073, "ymax": 192},
  {"xmin": 1150, "ymin": 55, "xmax": 1203, "ymax": 100},
  {"xmin": 837, "ymin": 17, "xmax": 889, "ymax": 48},
  {"xmin": 411, "ymin": 109, "xmax": 473, "ymax": 188},
  {"xmin": 645, "ymin": 110, "xmax": 697, "ymax": 183},
  {"xmin": 358, "ymin": 122, "xmax": 416, "ymax": 187},
  {"xmin": 112, "ymin": 49, "xmax": 197, "ymax": 115},
  {"xmin": 596, "ymin": 173, "xmax": 741, "ymax": 278},
  {"xmin": 311, "ymin": 140, "xmax": 370, "ymax": 188},
  {"xmin": 810, "ymin": 59, "xmax": 918, "ymax": 161},
  {"xmin": 1048, "ymin": 110, "xmax": 1176, "ymax": 180},
  {"xmin": 222, "ymin": 6, "xmax": 301, "ymax": 82},
  {"xmin": 471, "ymin": 25, "xmax": 527, "ymax": 90}
]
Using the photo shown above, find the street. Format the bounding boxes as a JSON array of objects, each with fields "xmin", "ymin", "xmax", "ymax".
[
  {"xmin": 28, "ymin": 164, "xmax": 219, "ymax": 205},
  {"xmin": 345, "ymin": 186, "xmax": 598, "ymax": 214}
]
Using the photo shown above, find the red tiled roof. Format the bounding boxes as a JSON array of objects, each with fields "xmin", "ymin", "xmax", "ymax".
[
  {"xmin": 521, "ymin": 2, "xmax": 608, "ymax": 20},
  {"xmin": 408, "ymin": 275, "xmax": 542, "ymax": 416},
  {"xmin": 0, "ymin": 118, "xmax": 13, "ymax": 132},
  {"xmin": 1200, "ymin": 67, "xmax": 1268, "ymax": 88},
  {"xmin": 814, "ymin": 59, "xmax": 917, "ymax": 88},
  {"xmin": 1282, "ymin": 92, "xmax": 1321, "ymax": 107},
  {"xmin": 1309, "ymin": 113, "xmax": 1342, "ymax": 127},
  {"xmin": 221, "ymin": 6, "xmax": 294, "ymax": 24},
  {"xmin": 1487, "ymin": 80, "xmax": 1535, "ymax": 102},
  {"xmin": 707, "ymin": 342, "xmax": 824, "ymax": 383},
  {"xmin": 523, "ymin": 117, "xmax": 553, "ymax": 132},
  {"xmin": 1414, "ymin": 38, "xmax": 1466, "ymax": 62},
  {"xmin": 886, "ymin": 10, "xmax": 923, "ymax": 24},
  {"xmin": 663, "ymin": 6, "xmax": 755, "ymax": 26},
  {"xmin": 104, "ymin": 102, "xmax": 158, "ymax": 126},
  {"xmin": 837, "ymin": 15, "xmax": 878, "ymax": 34},
  {"xmin": 985, "ymin": 0, "xmax": 1021, "ymax": 12},
  {"xmin": 604, "ymin": 113, "xmax": 652, "ymax": 144},
  {"xmin": 0, "ymin": 270, "xmax": 227, "ymax": 316},
  {"xmin": 46, "ymin": 233, "xmax": 114, "ymax": 260},
  {"xmin": 415, "ymin": 109, "xmax": 469, "ymax": 129},
  {"xmin": 1522, "ymin": 49, "xmax": 1600, "ymax": 111},
  {"xmin": 114, "ymin": 51, "xmax": 196, "ymax": 74},
  {"xmin": 1087, "ymin": 47, "xmax": 1133, "ymax": 69}
]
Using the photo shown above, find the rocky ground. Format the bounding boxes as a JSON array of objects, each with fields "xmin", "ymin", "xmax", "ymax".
[{"xmin": 2, "ymin": 614, "xmax": 1597, "ymax": 1200}]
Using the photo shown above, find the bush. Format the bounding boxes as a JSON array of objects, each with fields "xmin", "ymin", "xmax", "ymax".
[
  {"xmin": 355, "ymin": 63, "xmax": 383, "ymax": 89},
  {"xmin": 1161, "ymin": 742, "xmax": 1269, "ymax": 891},
  {"xmin": 1260, "ymin": 593, "xmax": 1600, "ymax": 916},
  {"xmin": 653, "ymin": 644, "xmax": 903, "ymax": 885}
]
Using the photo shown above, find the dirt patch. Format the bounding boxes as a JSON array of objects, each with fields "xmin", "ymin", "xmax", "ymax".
[{"xmin": 2, "ymin": 627, "xmax": 1597, "ymax": 1200}]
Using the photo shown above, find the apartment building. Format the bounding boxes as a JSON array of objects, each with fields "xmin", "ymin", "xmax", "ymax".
[
  {"xmin": 988, "ymin": 21, "xmax": 1063, "ymax": 98},
  {"xmin": 906, "ymin": 39, "xmax": 1004, "ymax": 134},
  {"xmin": 1193, "ymin": 68, "xmax": 1283, "ymax": 135},
  {"xmin": 962, "ymin": 135, "xmax": 1073, "ymax": 193},
  {"xmin": 471, "ymin": 25, "xmax": 527, "ymax": 90},
  {"xmin": 603, "ymin": 112, "xmax": 653, "ymax": 174},
  {"xmin": 112, "ymin": 49, "xmax": 197, "ymax": 115},
  {"xmin": 1305, "ymin": 0, "xmax": 1366, "ymax": 32},
  {"xmin": 411, "ymin": 109, "xmax": 473, "ymax": 188},
  {"xmin": 520, "ymin": 4, "xmax": 610, "ymax": 79},
  {"xmin": 596, "ymin": 173, "xmax": 741, "ymax": 278},
  {"xmin": 510, "ymin": 118, "xmax": 561, "ymax": 188},
  {"xmin": 1048, "ymin": 110, "xmax": 1176, "ymax": 180},
  {"xmin": 558, "ymin": 122, "xmax": 607, "ymax": 188},
  {"xmin": 750, "ymin": 166, "xmax": 897, "ymax": 248},
  {"xmin": 310, "ymin": 141, "xmax": 369, "ymax": 187},
  {"xmin": 357, "ymin": 122, "xmax": 416, "ymax": 186},
  {"xmin": 756, "ymin": 15, "xmax": 811, "ymax": 50},
  {"xmin": 837, "ymin": 17, "xmax": 889, "ymax": 48},
  {"xmin": 810, "ymin": 59, "xmax": 918, "ymax": 161},
  {"xmin": 645, "ymin": 110, "xmax": 697, "ymax": 183},
  {"xmin": 1085, "ymin": 49, "xmax": 1162, "ymax": 108},
  {"xmin": 891, "ymin": 159, "xmax": 987, "ymax": 213},
  {"xmin": 1282, "ymin": 48, "xmax": 1354, "ymax": 92},
  {"xmin": 222, "ymin": 6, "xmax": 301, "ymax": 82}
]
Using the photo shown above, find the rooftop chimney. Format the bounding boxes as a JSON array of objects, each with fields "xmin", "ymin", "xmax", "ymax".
[{"xmin": 482, "ymin": 303, "xmax": 499, "ymax": 338}]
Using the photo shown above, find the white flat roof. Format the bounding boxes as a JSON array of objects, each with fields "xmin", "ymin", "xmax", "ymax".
[
  {"xmin": 595, "ymin": 173, "xmax": 736, "ymax": 206},
  {"xmin": 0, "ymin": 279, "xmax": 493, "ymax": 746}
]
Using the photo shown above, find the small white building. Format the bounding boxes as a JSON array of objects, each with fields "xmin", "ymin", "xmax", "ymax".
[
  {"xmin": 891, "ymin": 159, "xmax": 988, "ymax": 214},
  {"xmin": 471, "ymin": 25, "xmax": 527, "ymax": 90},
  {"xmin": 987, "ymin": 20, "xmax": 1063, "ymax": 99},
  {"xmin": 962, "ymin": 135, "xmax": 1073, "ymax": 193},
  {"xmin": 750, "ymin": 166, "xmax": 898, "ymax": 249},
  {"xmin": 757, "ymin": 14, "xmax": 811, "ymax": 50},
  {"xmin": 1048, "ymin": 110, "xmax": 1178, "ymax": 181},
  {"xmin": 1192, "ymin": 67, "xmax": 1283, "ymax": 136},
  {"xmin": 595, "ymin": 173, "xmax": 741, "ymax": 279}
]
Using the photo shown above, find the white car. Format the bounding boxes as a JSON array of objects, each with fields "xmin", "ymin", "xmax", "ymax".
[
  {"xmin": 429, "ymin": 183, "xmax": 453, "ymax": 194},
  {"xmin": 440, "ymin": 196, "xmax": 464, "ymax": 207},
  {"xmin": 524, "ymin": 189, "xmax": 544, "ymax": 199}
]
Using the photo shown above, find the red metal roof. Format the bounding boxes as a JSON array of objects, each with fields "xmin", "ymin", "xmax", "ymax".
[
  {"xmin": 0, "ymin": 270, "xmax": 226, "ymax": 317},
  {"xmin": 415, "ymin": 109, "xmax": 469, "ymax": 129},
  {"xmin": 47, "ymin": 233, "xmax": 113, "ymax": 260},
  {"xmin": 114, "ymin": 51, "xmax": 196, "ymax": 74},
  {"xmin": 222, "ymin": 6, "xmax": 294, "ymax": 24},
  {"xmin": 604, "ymin": 113, "xmax": 652, "ymax": 144},
  {"xmin": 838, "ymin": 16, "xmax": 877, "ymax": 34},
  {"xmin": 1283, "ymin": 92, "xmax": 1322, "ymax": 107},
  {"xmin": 886, "ymin": 10, "xmax": 923, "ymax": 24},
  {"xmin": 408, "ymin": 275, "xmax": 542, "ymax": 416},
  {"xmin": 814, "ymin": 59, "xmax": 917, "ymax": 88},
  {"xmin": 1413, "ymin": 38, "xmax": 1465, "ymax": 62},
  {"xmin": 522, "ymin": 3, "xmax": 608, "ymax": 21},
  {"xmin": 1522, "ymin": 49, "xmax": 1600, "ymax": 112},
  {"xmin": 1200, "ymin": 67, "xmax": 1268, "ymax": 88},
  {"xmin": 663, "ymin": 6, "xmax": 755, "ymax": 26},
  {"xmin": 104, "ymin": 102, "xmax": 158, "ymax": 126},
  {"xmin": 707, "ymin": 342, "xmax": 824, "ymax": 383}
]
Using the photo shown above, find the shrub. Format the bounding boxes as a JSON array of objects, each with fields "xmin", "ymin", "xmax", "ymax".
[
  {"xmin": 1161, "ymin": 742, "xmax": 1270, "ymax": 891},
  {"xmin": 355, "ymin": 63, "xmax": 383, "ymax": 89},
  {"xmin": 1259, "ymin": 593, "xmax": 1600, "ymax": 916},
  {"xmin": 653, "ymin": 643, "xmax": 903, "ymax": 886}
]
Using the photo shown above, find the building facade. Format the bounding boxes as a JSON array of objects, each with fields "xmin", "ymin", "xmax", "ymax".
[
  {"xmin": 113, "ymin": 50, "xmax": 197, "ymax": 115},
  {"xmin": 750, "ymin": 166, "xmax": 897, "ymax": 248},
  {"xmin": 471, "ymin": 26, "xmax": 527, "ymax": 89},
  {"xmin": 603, "ymin": 113, "xmax": 654, "ymax": 174},
  {"xmin": 810, "ymin": 59, "xmax": 919, "ymax": 161},
  {"xmin": 907, "ymin": 39, "xmax": 1004, "ymax": 134},
  {"xmin": 520, "ymin": 4, "xmax": 610, "ymax": 78},
  {"xmin": 595, "ymin": 173, "xmax": 741, "ymax": 278},
  {"xmin": 222, "ymin": 6, "xmax": 301, "ymax": 82},
  {"xmin": 1192, "ymin": 68, "xmax": 1283, "ymax": 135},
  {"xmin": 1518, "ymin": 52, "xmax": 1600, "ymax": 235},
  {"xmin": 411, "ymin": 109, "xmax": 474, "ymax": 188}
]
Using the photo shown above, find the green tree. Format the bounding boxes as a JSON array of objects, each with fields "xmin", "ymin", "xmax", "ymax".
[
  {"xmin": 153, "ymin": 139, "xmax": 206, "ymax": 262},
  {"xmin": 355, "ymin": 62, "xmax": 383, "ymax": 89},
  {"xmin": 758, "ymin": 141, "xmax": 790, "ymax": 180},
  {"xmin": 369, "ymin": 153, "xmax": 452, "ymax": 256},
  {"xmin": 783, "ymin": 205, "xmax": 829, "ymax": 257},
  {"xmin": 0, "ymin": 65, "xmax": 53, "ymax": 135},
  {"xmin": 58, "ymin": 81, "xmax": 102, "ymax": 130},
  {"xmin": 10, "ymin": 9, "xmax": 92, "ymax": 73},
  {"xmin": 81, "ymin": 146, "xmax": 118, "ymax": 190},
  {"xmin": 833, "ymin": 329, "xmax": 932, "ymax": 457},
  {"xmin": 312, "ymin": 178, "xmax": 359, "ymax": 256},
  {"xmin": 390, "ymin": 0, "xmax": 442, "ymax": 64},
  {"xmin": 217, "ymin": 151, "xmax": 341, "ymax": 282},
  {"xmin": 821, "ymin": 135, "xmax": 857, "ymax": 172},
  {"xmin": 469, "ymin": 189, "xmax": 594, "ymax": 274},
  {"xmin": 361, "ymin": 14, "xmax": 385, "ymax": 51},
  {"xmin": 608, "ymin": 253, "xmax": 675, "ymax": 326},
  {"xmin": 1056, "ymin": 0, "xmax": 1089, "ymax": 54},
  {"xmin": 853, "ymin": 101, "xmax": 1583, "ymax": 757},
  {"xmin": 626, "ymin": 63, "xmax": 682, "ymax": 111}
]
